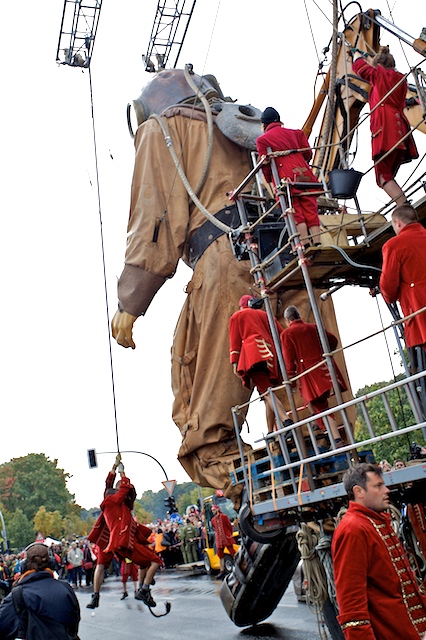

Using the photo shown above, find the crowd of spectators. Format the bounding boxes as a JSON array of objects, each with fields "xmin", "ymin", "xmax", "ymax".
[{"xmin": 0, "ymin": 503, "xmax": 215, "ymax": 601}]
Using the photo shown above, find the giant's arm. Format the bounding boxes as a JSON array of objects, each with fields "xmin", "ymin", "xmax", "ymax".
[{"xmin": 112, "ymin": 117, "xmax": 190, "ymax": 346}]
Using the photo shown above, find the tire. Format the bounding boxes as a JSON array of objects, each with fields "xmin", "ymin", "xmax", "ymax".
[
  {"xmin": 239, "ymin": 502, "xmax": 286, "ymax": 544},
  {"xmin": 203, "ymin": 552, "xmax": 212, "ymax": 575},
  {"xmin": 224, "ymin": 554, "xmax": 235, "ymax": 573}
]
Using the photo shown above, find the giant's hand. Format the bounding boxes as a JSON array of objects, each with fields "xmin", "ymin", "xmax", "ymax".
[{"xmin": 111, "ymin": 309, "xmax": 137, "ymax": 349}]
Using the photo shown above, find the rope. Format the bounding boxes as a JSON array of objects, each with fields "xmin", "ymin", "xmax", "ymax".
[
  {"xmin": 296, "ymin": 523, "xmax": 330, "ymax": 639},
  {"xmin": 87, "ymin": 65, "xmax": 120, "ymax": 454},
  {"xmin": 151, "ymin": 113, "xmax": 232, "ymax": 234}
]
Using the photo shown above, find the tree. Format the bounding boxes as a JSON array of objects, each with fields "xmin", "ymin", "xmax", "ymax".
[
  {"xmin": 33, "ymin": 506, "xmax": 64, "ymax": 539},
  {"xmin": 355, "ymin": 376, "xmax": 426, "ymax": 464},
  {"xmin": 5, "ymin": 508, "xmax": 35, "ymax": 549},
  {"xmin": 0, "ymin": 454, "xmax": 76, "ymax": 521},
  {"xmin": 133, "ymin": 501, "xmax": 155, "ymax": 524}
]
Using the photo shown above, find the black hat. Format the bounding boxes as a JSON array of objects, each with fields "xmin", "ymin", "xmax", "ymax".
[{"xmin": 261, "ymin": 107, "xmax": 280, "ymax": 125}]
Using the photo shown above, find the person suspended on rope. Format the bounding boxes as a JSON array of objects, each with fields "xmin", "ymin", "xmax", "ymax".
[
  {"xmin": 332, "ymin": 463, "xmax": 426, "ymax": 639},
  {"xmin": 228, "ymin": 295, "xmax": 294, "ymax": 434},
  {"xmin": 352, "ymin": 46, "xmax": 419, "ymax": 206},
  {"xmin": 256, "ymin": 106, "xmax": 322, "ymax": 248},
  {"xmin": 86, "ymin": 454, "xmax": 162, "ymax": 611}
]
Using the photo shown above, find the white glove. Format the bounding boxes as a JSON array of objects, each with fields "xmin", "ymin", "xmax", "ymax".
[{"xmin": 117, "ymin": 462, "xmax": 125, "ymax": 474}]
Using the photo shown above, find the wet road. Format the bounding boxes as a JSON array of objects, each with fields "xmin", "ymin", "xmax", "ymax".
[{"xmin": 77, "ymin": 569, "xmax": 324, "ymax": 639}]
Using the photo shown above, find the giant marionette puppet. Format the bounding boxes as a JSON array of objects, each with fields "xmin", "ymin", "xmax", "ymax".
[{"xmin": 111, "ymin": 65, "xmax": 352, "ymax": 508}]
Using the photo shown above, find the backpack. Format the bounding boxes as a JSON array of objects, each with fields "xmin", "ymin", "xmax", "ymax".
[{"xmin": 11, "ymin": 584, "xmax": 80, "ymax": 640}]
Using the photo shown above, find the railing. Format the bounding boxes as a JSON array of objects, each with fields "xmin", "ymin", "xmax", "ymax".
[{"xmin": 230, "ymin": 370, "xmax": 426, "ymax": 518}]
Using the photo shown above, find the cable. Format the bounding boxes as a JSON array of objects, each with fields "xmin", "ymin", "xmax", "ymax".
[{"xmin": 88, "ymin": 65, "xmax": 120, "ymax": 454}]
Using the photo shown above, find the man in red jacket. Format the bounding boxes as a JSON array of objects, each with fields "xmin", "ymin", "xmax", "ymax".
[
  {"xmin": 332, "ymin": 463, "xmax": 426, "ymax": 639},
  {"xmin": 229, "ymin": 295, "xmax": 293, "ymax": 433},
  {"xmin": 281, "ymin": 305, "xmax": 347, "ymax": 446},
  {"xmin": 380, "ymin": 204, "xmax": 426, "ymax": 352},
  {"xmin": 352, "ymin": 46, "xmax": 418, "ymax": 206},
  {"xmin": 256, "ymin": 107, "xmax": 321, "ymax": 247},
  {"xmin": 87, "ymin": 457, "xmax": 161, "ymax": 609},
  {"xmin": 211, "ymin": 505, "xmax": 236, "ymax": 580}
]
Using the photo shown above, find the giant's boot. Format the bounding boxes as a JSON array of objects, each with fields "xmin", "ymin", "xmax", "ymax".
[{"xmin": 220, "ymin": 531, "xmax": 300, "ymax": 627}]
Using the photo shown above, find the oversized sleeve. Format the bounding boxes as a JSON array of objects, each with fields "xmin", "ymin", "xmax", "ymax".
[
  {"xmin": 229, "ymin": 314, "xmax": 242, "ymax": 364},
  {"xmin": 280, "ymin": 330, "xmax": 297, "ymax": 378},
  {"xmin": 352, "ymin": 57, "xmax": 376, "ymax": 84},
  {"xmin": 296, "ymin": 129, "xmax": 313, "ymax": 163},
  {"xmin": 379, "ymin": 239, "xmax": 400, "ymax": 304},
  {"xmin": 332, "ymin": 525, "xmax": 377, "ymax": 639},
  {"xmin": 107, "ymin": 476, "xmax": 135, "ymax": 505},
  {"xmin": 256, "ymin": 133, "xmax": 273, "ymax": 184},
  {"xmin": 117, "ymin": 117, "xmax": 191, "ymax": 316}
]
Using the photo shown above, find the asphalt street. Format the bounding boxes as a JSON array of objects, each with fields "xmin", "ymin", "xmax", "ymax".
[{"xmin": 76, "ymin": 569, "xmax": 325, "ymax": 639}]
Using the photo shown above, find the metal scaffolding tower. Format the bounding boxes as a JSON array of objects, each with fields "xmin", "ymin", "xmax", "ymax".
[
  {"xmin": 143, "ymin": 0, "xmax": 197, "ymax": 72},
  {"xmin": 56, "ymin": 0, "xmax": 103, "ymax": 68}
]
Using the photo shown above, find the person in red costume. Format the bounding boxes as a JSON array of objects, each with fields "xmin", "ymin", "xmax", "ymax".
[
  {"xmin": 211, "ymin": 505, "xmax": 236, "ymax": 580},
  {"xmin": 380, "ymin": 204, "xmax": 426, "ymax": 350},
  {"xmin": 256, "ymin": 107, "xmax": 321, "ymax": 247},
  {"xmin": 229, "ymin": 295, "xmax": 293, "ymax": 433},
  {"xmin": 87, "ymin": 455, "xmax": 161, "ymax": 609},
  {"xmin": 281, "ymin": 305, "xmax": 346, "ymax": 446},
  {"xmin": 352, "ymin": 46, "xmax": 418, "ymax": 206},
  {"xmin": 332, "ymin": 463, "xmax": 426, "ymax": 639}
]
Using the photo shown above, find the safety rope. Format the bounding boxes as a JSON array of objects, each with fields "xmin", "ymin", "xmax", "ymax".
[
  {"xmin": 88, "ymin": 65, "xmax": 120, "ymax": 454},
  {"xmin": 151, "ymin": 112, "xmax": 232, "ymax": 234},
  {"xmin": 296, "ymin": 523, "xmax": 331, "ymax": 639}
]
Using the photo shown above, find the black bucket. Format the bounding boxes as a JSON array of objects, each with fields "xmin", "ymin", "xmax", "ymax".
[{"xmin": 328, "ymin": 169, "xmax": 363, "ymax": 198}]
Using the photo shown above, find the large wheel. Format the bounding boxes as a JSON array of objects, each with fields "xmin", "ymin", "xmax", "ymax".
[
  {"xmin": 203, "ymin": 552, "xmax": 212, "ymax": 575},
  {"xmin": 239, "ymin": 502, "xmax": 286, "ymax": 544},
  {"xmin": 224, "ymin": 554, "xmax": 235, "ymax": 573}
]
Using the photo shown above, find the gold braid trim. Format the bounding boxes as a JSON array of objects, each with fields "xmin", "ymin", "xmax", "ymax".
[
  {"xmin": 366, "ymin": 515, "xmax": 424, "ymax": 632},
  {"xmin": 341, "ymin": 619, "xmax": 370, "ymax": 630}
]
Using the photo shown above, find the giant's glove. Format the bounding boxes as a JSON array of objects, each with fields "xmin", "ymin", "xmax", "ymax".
[{"xmin": 111, "ymin": 308, "xmax": 137, "ymax": 349}]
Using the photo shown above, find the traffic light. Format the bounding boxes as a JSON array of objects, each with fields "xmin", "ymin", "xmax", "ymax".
[{"xmin": 164, "ymin": 495, "xmax": 178, "ymax": 514}]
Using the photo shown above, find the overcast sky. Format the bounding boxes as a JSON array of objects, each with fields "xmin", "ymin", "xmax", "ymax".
[{"xmin": 1, "ymin": 0, "xmax": 425, "ymax": 510}]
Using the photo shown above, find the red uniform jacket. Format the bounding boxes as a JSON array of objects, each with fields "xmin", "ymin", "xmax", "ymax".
[
  {"xmin": 352, "ymin": 58, "xmax": 418, "ymax": 165},
  {"xmin": 211, "ymin": 512, "xmax": 235, "ymax": 549},
  {"xmin": 332, "ymin": 502, "xmax": 426, "ymax": 639},
  {"xmin": 380, "ymin": 222, "xmax": 426, "ymax": 347},
  {"xmin": 280, "ymin": 319, "xmax": 346, "ymax": 403},
  {"xmin": 87, "ymin": 471, "xmax": 116, "ymax": 550},
  {"xmin": 101, "ymin": 476, "xmax": 137, "ymax": 553},
  {"xmin": 229, "ymin": 307, "xmax": 283, "ymax": 389},
  {"xmin": 256, "ymin": 122, "xmax": 320, "ymax": 226}
]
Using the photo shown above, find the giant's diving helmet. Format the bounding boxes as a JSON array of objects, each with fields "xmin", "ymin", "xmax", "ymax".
[{"xmin": 127, "ymin": 65, "xmax": 262, "ymax": 151}]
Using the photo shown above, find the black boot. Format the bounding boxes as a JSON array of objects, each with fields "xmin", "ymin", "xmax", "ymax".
[
  {"xmin": 86, "ymin": 593, "xmax": 100, "ymax": 609},
  {"xmin": 120, "ymin": 591, "xmax": 128, "ymax": 600},
  {"xmin": 135, "ymin": 587, "xmax": 156, "ymax": 607}
]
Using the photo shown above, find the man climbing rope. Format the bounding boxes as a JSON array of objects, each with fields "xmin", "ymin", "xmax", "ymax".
[{"xmin": 86, "ymin": 455, "xmax": 162, "ymax": 610}]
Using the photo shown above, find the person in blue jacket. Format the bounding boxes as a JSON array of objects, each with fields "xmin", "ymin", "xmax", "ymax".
[{"xmin": 0, "ymin": 543, "xmax": 80, "ymax": 639}]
